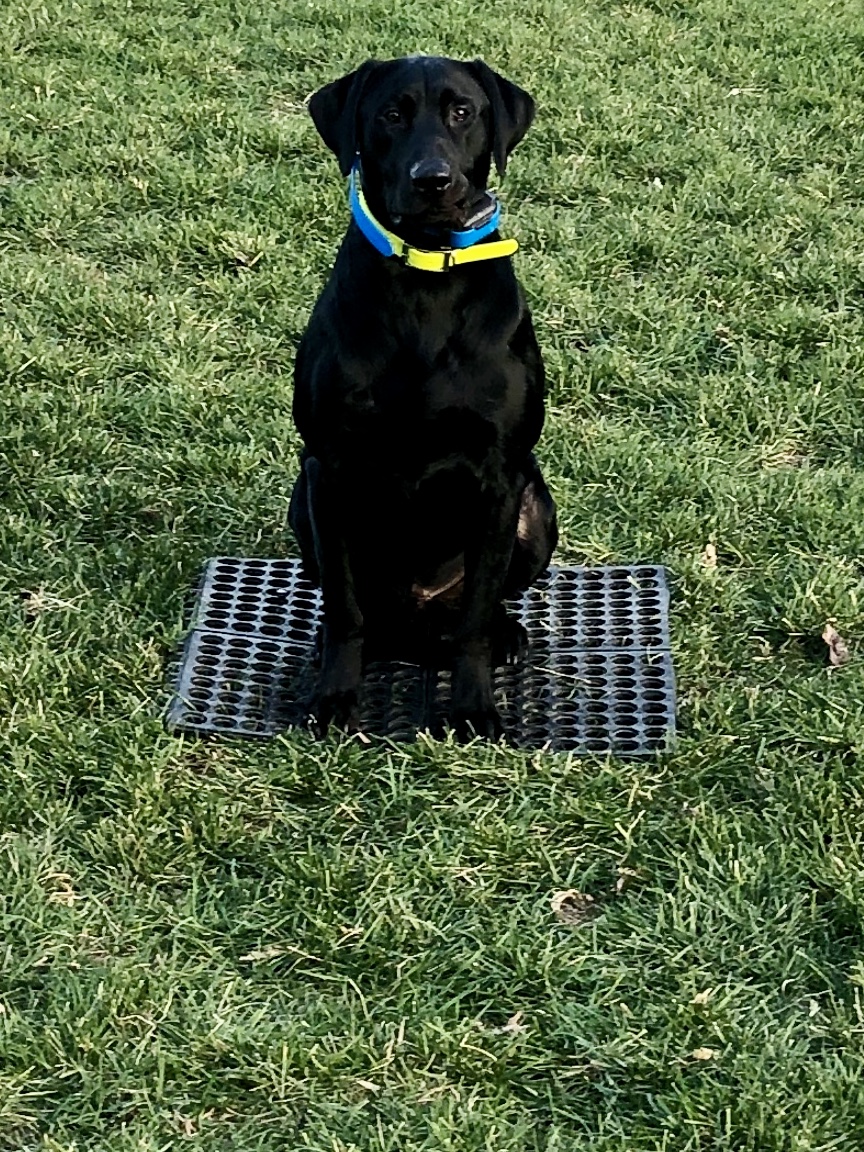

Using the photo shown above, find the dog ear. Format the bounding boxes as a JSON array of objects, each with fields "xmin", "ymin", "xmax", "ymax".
[
  {"xmin": 307, "ymin": 61, "xmax": 380, "ymax": 177},
  {"xmin": 467, "ymin": 60, "xmax": 535, "ymax": 176}
]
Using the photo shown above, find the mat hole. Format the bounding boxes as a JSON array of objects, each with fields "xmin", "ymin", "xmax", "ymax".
[
  {"xmin": 645, "ymin": 726, "xmax": 669, "ymax": 741},
  {"xmin": 644, "ymin": 702, "xmax": 668, "ymax": 715}
]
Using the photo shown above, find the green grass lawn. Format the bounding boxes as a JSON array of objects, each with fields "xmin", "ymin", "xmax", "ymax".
[{"xmin": 2, "ymin": 0, "xmax": 864, "ymax": 1147}]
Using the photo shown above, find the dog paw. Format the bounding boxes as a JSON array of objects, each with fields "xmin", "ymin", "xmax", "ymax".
[
  {"xmin": 313, "ymin": 688, "xmax": 361, "ymax": 738},
  {"xmin": 451, "ymin": 704, "xmax": 506, "ymax": 743},
  {"xmin": 492, "ymin": 612, "xmax": 529, "ymax": 666},
  {"xmin": 450, "ymin": 649, "xmax": 506, "ymax": 742},
  {"xmin": 313, "ymin": 640, "xmax": 363, "ymax": 737}
]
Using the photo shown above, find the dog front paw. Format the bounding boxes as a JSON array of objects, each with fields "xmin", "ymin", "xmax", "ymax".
[
  {"xmin": 451, "ymin": 703, "xmax": 505, "ymax": 743},
  {"xmin": 313, "ymin": 640, "xmax": 362, "ymax": 737},
  {"xmin": 450, "ymin": 651, "xmax": 505, "ymax": 742},
  {"xmin": 314, "ymin": 687, "xmax": 361, "ymax": 737},
  {"xmin": 491, "ymin": 610, "xmax": 529, "ymax": 666}
]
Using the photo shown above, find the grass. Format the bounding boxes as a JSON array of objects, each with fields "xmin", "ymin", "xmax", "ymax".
[{"xmin": 2, "ymin": 0, "xmax": 864, "ymax": 1147}]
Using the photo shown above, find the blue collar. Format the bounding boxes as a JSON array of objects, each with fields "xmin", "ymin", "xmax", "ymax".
[{"xmin": 348, "ymin": 164, "xmax": 504, "ymax": 260}]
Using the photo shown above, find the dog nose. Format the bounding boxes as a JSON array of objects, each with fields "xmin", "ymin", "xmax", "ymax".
[{"xmin": 410, "ymin": 159, "xmax": 453, "ymax": 194}]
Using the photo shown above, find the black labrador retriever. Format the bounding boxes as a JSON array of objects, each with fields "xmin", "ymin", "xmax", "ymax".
[{"xmin": 289, "ymin": 55, "xmax": 557, "ymax": 740}]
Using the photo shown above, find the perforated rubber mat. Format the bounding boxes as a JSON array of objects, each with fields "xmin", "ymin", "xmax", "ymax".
[{"xmin": 165, "ymin": 558, "xmax": 675, "ymax": 755}]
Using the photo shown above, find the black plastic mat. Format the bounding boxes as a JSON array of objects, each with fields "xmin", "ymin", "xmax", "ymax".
[{"xmin": 165, "ymin": 558, "xmax": 676, "ymax": 755}]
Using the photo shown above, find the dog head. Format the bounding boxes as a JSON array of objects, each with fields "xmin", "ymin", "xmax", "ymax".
[{"xmin": 308, "ymin": 56, "xmax": 534, "ymax": 238}]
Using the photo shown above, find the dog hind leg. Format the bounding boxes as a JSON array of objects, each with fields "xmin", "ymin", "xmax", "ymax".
[
  {"xmin": 488, "ymin": 460, "xmax": 558, "ymax": 668},
  {"xmin": 288, "ymin": 459, "xmax": 320, "ymax": 584},
  {"xmin": 503, "ymin": 459, "xmax": 558, "ymax": 597}
]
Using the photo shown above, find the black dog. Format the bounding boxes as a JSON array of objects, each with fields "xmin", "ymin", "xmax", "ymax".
[{"xmin": 289, "ymin": 55, "xmax": 557, "ymax": 740}]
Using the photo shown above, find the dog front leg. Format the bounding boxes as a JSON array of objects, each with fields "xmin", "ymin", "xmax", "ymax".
[
  {"xmin": 451, "ymin": 483, "xmax": 521, "ymax": 741},
  {"xmin": 304, "ymin": 456, "xmax": 363, "ymax": 735}
]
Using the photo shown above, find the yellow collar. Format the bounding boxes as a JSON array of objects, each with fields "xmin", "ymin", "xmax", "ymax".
[{"xmin": 349, "ymin": 168, "xmax": 518, "ymax": 272}]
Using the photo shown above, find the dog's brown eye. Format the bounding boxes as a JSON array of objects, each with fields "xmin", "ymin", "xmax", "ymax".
[
  {"xmin": 451, "ymin": 106, "xmax": 470, "ymax": 123},
  {"xmin": 383, "ymin": 109, "xmax": 402, "ymax": 124}
]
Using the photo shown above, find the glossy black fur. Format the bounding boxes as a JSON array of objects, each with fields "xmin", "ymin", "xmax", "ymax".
[{"xmin": 289, "ymin": 56, "xmax": 558, "ymax": 740}]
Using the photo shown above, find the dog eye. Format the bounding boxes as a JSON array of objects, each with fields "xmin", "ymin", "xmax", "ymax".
[
  {"xmin": 383, "ymin": 109, "xmax": 402, "ymax": 124},
  {"xmin": 451, "ymin": 106, "xmax": 471, "ymax": 123}
]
